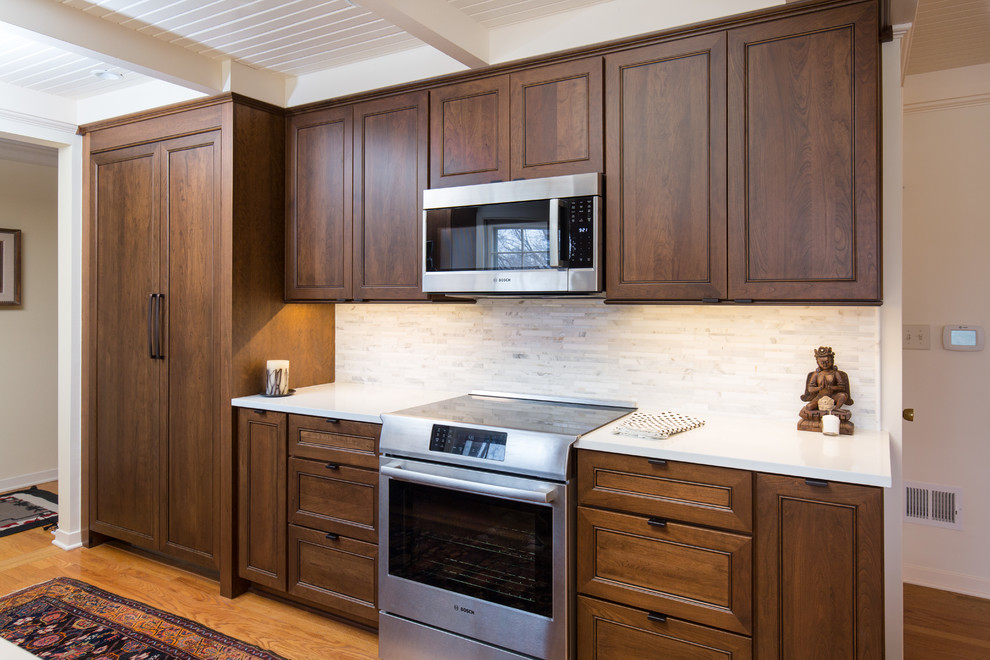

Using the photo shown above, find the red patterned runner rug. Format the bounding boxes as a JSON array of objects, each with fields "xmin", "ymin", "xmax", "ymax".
[{"xmin": 0, "ymin": 577, "xmax": 286, "ymax": 659}]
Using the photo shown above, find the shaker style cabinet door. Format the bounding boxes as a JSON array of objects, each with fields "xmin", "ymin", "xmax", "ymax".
[
  {"xmin": 90, "ymin": 142, "xmax": 162, "ymax": 548},
  {"xmin": 286, "ymin": 106, "xmax": 353, "ymax": 300},
  {"xmin": 353, "ymin": 92, "xmax": 429, "ymax": 300},
  {"xmin": 509, "ymin": 57, "xmax": 603, "ymax": 180},
  {"xmin": 604, "ymin": 33, "xmax": 728, "ymax": 301},
  {"xmin": 755, "ymin": 474, "xmax": 884, "ymax": 658},
  {"xmin": 430, "ymin": 76, "xmax": 510, "ymax": 188},
  {"xmin": 726, "ymin": 1, "xmax": 880, "ymax": 302}
]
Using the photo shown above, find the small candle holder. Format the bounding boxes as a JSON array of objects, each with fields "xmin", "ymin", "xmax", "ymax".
[{"xmin": 265, "ymin": 360, "xmax": 290, "ymax": 396}]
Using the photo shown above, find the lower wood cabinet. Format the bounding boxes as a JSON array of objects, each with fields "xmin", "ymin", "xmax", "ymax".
[
  {"xmin": 576, "ymin": 449, "xmax": 884, "ymax": 659},
  {"xmin": 236, "ymin": 407, "xmax": 381, "ymax": 626}
]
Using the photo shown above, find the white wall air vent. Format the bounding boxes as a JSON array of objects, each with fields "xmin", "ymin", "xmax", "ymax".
[{"xmin": 904, "ymin": 481, "xmax": 963, "ymax": 530}]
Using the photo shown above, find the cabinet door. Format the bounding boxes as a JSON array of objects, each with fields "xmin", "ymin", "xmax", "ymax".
[
  {"xmin": 510, "ymin": 57, "xmax": 603, "ymax": 179},
  {"xmin": 727, "ymin": 2, "xmax": 880, "ymax": 301},
  {"xmin": 430, "ymin": 76, "xmax": 510, "ymax": 188},
  {"xmin": 160, "ymin": 131, "xmax": 221, "ymax": 568},
  {"xmin": 605, "ymin": 33, "xmax": 727, "ymax": 301},
  {"xmin": 353, "ymin": 92, "xmax": 429, "ymax": 300},
  {"xmin": 237, "ymin": 408, "xmax": 287, "ymax": 591},
  {"xmin": 286, "ymin": 107, "xmax": 353, "ymax": 300},
  {"xmin": 756, "ymin": 474, "xmax": 884, "ymax": 659},
  {"xmin": 90, "ymin": 142, "xmax": 162, "ymax": 547}
]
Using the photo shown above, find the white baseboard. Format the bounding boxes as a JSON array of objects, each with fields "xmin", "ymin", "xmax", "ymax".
[
  {"xmin": 52, "ymin": 528, "xmax": 82, "ymax": 550},
  {"xmin": 0, "ymin": 468, "xmax": 58, "ymax": 494},
  {"xmin": 903, "ymin": 564, "xmax": 990, "ymax": 600}
]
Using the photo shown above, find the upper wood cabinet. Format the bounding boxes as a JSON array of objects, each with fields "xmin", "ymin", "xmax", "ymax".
[
  {"xmin": 604, "ymin": 34, "xmax": 727, "ymax": 301},
  {"xmin": 353, "ymin": 91, "xmax": 429, "ymax": 300},
  {"xmin": 430, "ymin": 57, "xmax": 603, "ymax": 188},
  {"xmin": 727, "ymin": 1, "xmax": 880, "ymax": 302},
  {"xmin": 285, "ymin": 106, "xmax": 352, "ymax": 301}
]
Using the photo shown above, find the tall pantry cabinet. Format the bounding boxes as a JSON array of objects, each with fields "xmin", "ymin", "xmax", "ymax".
[{"xmin": 82, "ymin": 95, "xmax": 333, "ymax": 596}]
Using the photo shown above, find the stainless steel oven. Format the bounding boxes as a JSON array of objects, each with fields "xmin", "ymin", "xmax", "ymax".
[{"xmin": 378, "ymin": 392, "xmax": 634, "ymax": 660}]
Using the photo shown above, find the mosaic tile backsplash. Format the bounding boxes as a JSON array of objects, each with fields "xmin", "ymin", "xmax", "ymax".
[{"xmin": 335, "ymin": 299, "xmax": 881, "ymax": 429}]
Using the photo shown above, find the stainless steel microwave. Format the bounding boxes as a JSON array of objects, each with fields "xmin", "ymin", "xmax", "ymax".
[{"xmin": 422, "ymin": 173, "xmax": 603, "ymax": 296}]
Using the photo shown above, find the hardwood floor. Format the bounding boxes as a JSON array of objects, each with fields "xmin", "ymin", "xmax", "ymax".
[
  {"xmin": 904, "ymin": 583, "xmax": 990, "ymax": 659},
  {"xmin": 0, "ymin": 483, "xmax": 378, "ymax": 660}
]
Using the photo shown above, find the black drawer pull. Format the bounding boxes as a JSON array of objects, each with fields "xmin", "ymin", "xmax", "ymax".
[
  {"xmin": 325, "ymin": 418, "xmax": 340, "ymax": 424},
  {"xmin": 253, "ymin": 409, "xmax": 266, "ymax": 415},
  {"xmin": 647, "ymin": 612, "xmax": 668, "ymax": 624},
  {"xmin": 324, "ymin": 532, "xmax": 339, "ymax": 540},
  {"xmin": 647, "ymin": 458, "xmax": 667, "ymax": 467},
  {"xmin": 647, "ymin": 517, "xmax": 667, "ymax": 528},
  {"xmin": 324, "ymin": 463, "xmax": 340, "ymax": 470},
  {"xmin": 805, "ymin": 478, "xmax": 829, "ymax": 488}
]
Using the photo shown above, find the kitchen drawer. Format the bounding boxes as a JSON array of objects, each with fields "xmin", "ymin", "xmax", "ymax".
[
  {"xmin": 577, "ymin": 449, "xmax": 753, "ymax": 533},
  {"xmin": 577, "ymin": 595, "xmax": 752, "ymax": 659},
  {"xmin": 289, "ymin": 415, "xmax": 380, "ymax": 468},
  {"xmin": 289, "ymin": 456, "xmax": 378, "ymax": 543},
  {"xmin": 287, "ymin": 524, "xmax": 378, "ymax": 625},
  {"xmin": 577, "ymin": 505, "xmax": 752, "ymax": 635}
]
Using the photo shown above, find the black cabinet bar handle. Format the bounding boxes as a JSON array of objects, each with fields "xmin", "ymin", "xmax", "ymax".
[
  {"xmin": 253, "ymin": 409, "xmax": 266, "ymax": 415},
  {"xmin": 805, "ymin": 478, "xmax": 829, "ymax": 488},
  {"xmin": 647, "ymin": 517, "xmax": 667, "ymax": 527},
  {"xmin": 156, "ymin": 294, "xmax": 165, "ymax": 359},
  {"xmin": 648, "ymin": 458, "xmax": 667, "ymax": 467},
  {"xmin": 325, "ymin": 463, "xmax": 340, "ymax": 470},
  {"xmin": 325, "ymin": 532, "xmax": 339, "ymax": 540},
  {"xmin": 147, "ymin": 294, "xmax": 155, "ymax": 359},
  {"xmin": 647, "ymin": 612, "xmax": 668, "ymax": 623},
  {"xmin": 325, "ymin": 418, "xmax": 340, "ymax": 424}
]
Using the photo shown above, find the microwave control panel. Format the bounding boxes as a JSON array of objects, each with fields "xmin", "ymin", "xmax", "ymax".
[
  {"xmin": 566, "ymin": 196, "xmax": 596, "ymax": 268},
  {"xmin": 430, "ymin": 424, "xmax": 508, "ymax": 462}
]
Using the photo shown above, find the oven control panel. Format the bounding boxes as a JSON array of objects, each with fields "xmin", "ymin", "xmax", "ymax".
[{"xmin": 430, "ymin": 424, "xmax": 508, "ymax": 462}]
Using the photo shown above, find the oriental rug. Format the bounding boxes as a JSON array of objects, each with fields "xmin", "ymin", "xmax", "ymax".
[
  {"xmin": 0, "ymin": 577, "xmax": 286, "ymax": 659},
  {"xmin": 0, "ymin": 487, "xmax": 57, "ymax": 538}
]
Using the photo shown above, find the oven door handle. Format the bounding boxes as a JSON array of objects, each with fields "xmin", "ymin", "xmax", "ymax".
[{"xmin": 381, "ymin": 464, "xmax": 558, "ymax": 504}]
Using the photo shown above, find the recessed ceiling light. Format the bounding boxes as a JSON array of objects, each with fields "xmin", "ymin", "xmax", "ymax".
[{"xmin": 91, "ymin": 69, "xmax": 123, "ymax": 81}]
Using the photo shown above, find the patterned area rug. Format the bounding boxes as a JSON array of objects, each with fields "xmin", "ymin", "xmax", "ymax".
[
  {"xmin": 0, "ymin": 577, "xmax": 286, "ymax": 659},
  {"xmin": 0, "ymin": 487, "xmax": 58, "ymax": 538}
]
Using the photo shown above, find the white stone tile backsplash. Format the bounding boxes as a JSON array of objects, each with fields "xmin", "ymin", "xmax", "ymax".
[{"xmin": 335, "ymin": 299, "xmax": 881, "ymax": 429}]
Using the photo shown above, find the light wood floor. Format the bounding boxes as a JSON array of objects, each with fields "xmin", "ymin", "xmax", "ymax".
[
  {"xmin": 0, "ymin": 482, "xmax": 378, "ymax": 660},
  {"xmin": 5, "ymin": 483, "xmax": 990, "ymax": 658}
]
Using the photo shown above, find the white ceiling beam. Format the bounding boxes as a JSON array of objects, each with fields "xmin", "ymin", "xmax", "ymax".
[
  {"xmin": 356, "ymin": 0, "xmax": 490, "ymax": 69},
  {"xmin": 0, "ymin": 0, "xmax": 226, "ymax": 95}
]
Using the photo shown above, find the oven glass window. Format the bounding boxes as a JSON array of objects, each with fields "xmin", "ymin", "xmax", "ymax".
[{"xmin": 388, "ymin": 480, "xmax": 553, "ymax": 617}]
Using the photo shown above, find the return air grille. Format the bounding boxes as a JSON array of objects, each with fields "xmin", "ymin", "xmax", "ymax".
[{"xmin": 904, "ymin": 481, "xmax": 963, "ymax": 530}]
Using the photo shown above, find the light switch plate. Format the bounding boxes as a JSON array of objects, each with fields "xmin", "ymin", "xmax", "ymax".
[{"xmin": 904, "ymin": 324, "xmax": 930, "ymax": 350}]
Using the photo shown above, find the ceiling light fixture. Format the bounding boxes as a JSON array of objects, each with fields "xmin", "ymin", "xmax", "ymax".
[{"xmin": 91, "ymin": 69, "xmax": 123, "ymax": 81}]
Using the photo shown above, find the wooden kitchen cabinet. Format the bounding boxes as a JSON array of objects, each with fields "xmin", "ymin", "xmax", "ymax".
[
  {"xmin": 235, "ymin": 410, "xmax": 381, "ymax": 625},
  {"xmin": 84, "ymin": 95, "xmax": 333, "ymax": 596},
  {"xmin": 726, "ymin": 1, "xmax": 880, "ymax": 302},
  {"xmin": 604, "ymin": 33, "xmax": 728, "ymax": 302},
  {"xmin": 285, "ymin": 106, "xmax": 353, "ymax": 300},
  {"xmin": 237, "ymin": 408, "xmax": 287, "ymax": 591},
  {"xmin": 755, "ymin": 473, "xmax": 884, "ymax": 659},
  {"xmin": 352, "ymin": 91, "xmax": 429, "ymax": 300},
  {"xmin": 430, "ymin": 58, "xmax": 603, "ymax": 187}
]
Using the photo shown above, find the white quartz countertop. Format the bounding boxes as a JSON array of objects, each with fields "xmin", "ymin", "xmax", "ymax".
[
  {"xmin": 576, "ymin": 412, "xmax": 891, "ymax": 487},
  {"xmin": 232, "ymin": 384, "xmax": 891, "ymax": 488},
  {"xmin": 232, "ymin": 383, "xmax": 460, "ymax": 424}
]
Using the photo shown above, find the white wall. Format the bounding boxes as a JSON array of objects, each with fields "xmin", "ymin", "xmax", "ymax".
[
  {"xmin": 902, "ymin": 62, "xmax": 990, "ymax": 598},
  {"xmin": 337, "ymin": 302, "xmax": 882, "ymax": 427},
  {"xmin": 0, "ymin": 154, "xmax": 58, "ymax": 490}
]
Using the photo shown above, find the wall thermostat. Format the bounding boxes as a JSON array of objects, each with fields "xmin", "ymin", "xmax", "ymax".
[{"xmin": 942, "ymin": 325, "xmax": 984, "ymax": 351}]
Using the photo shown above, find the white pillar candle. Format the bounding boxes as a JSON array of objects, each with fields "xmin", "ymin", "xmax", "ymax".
[
  {"xmin": 822, "ymin": 413, "xmax": 839, "ymax": 436},
  {"xmin": 266, "ymin": 360, "xmax": 290, "ymax": 396}
]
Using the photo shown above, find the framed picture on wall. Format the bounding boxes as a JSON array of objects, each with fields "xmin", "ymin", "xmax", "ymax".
[{"xmin": 0, "ymin": 228, "xmax": 22, "ymax": 306}]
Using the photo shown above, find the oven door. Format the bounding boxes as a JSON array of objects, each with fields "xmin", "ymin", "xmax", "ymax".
[{"xmin": 379, "ymin": 457, "xmax": 571, "ymax": 660}]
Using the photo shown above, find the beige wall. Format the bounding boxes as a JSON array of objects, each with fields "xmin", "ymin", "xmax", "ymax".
[
  {"xmin": 0, "ymin": 152, "xmax": 58, "ymax": 489},
  {"xmin": 902, "ymin": 63, "xmax": 990, "ymax": 598}
]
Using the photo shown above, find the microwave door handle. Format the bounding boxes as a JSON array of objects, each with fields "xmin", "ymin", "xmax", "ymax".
[
  {"xmin": 381, "ymin": 464, "xmax": 557, "ymax": 504},
  {"xmin": 548, "ymin": 199, "xmax": 561, "ymax": 268}
]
